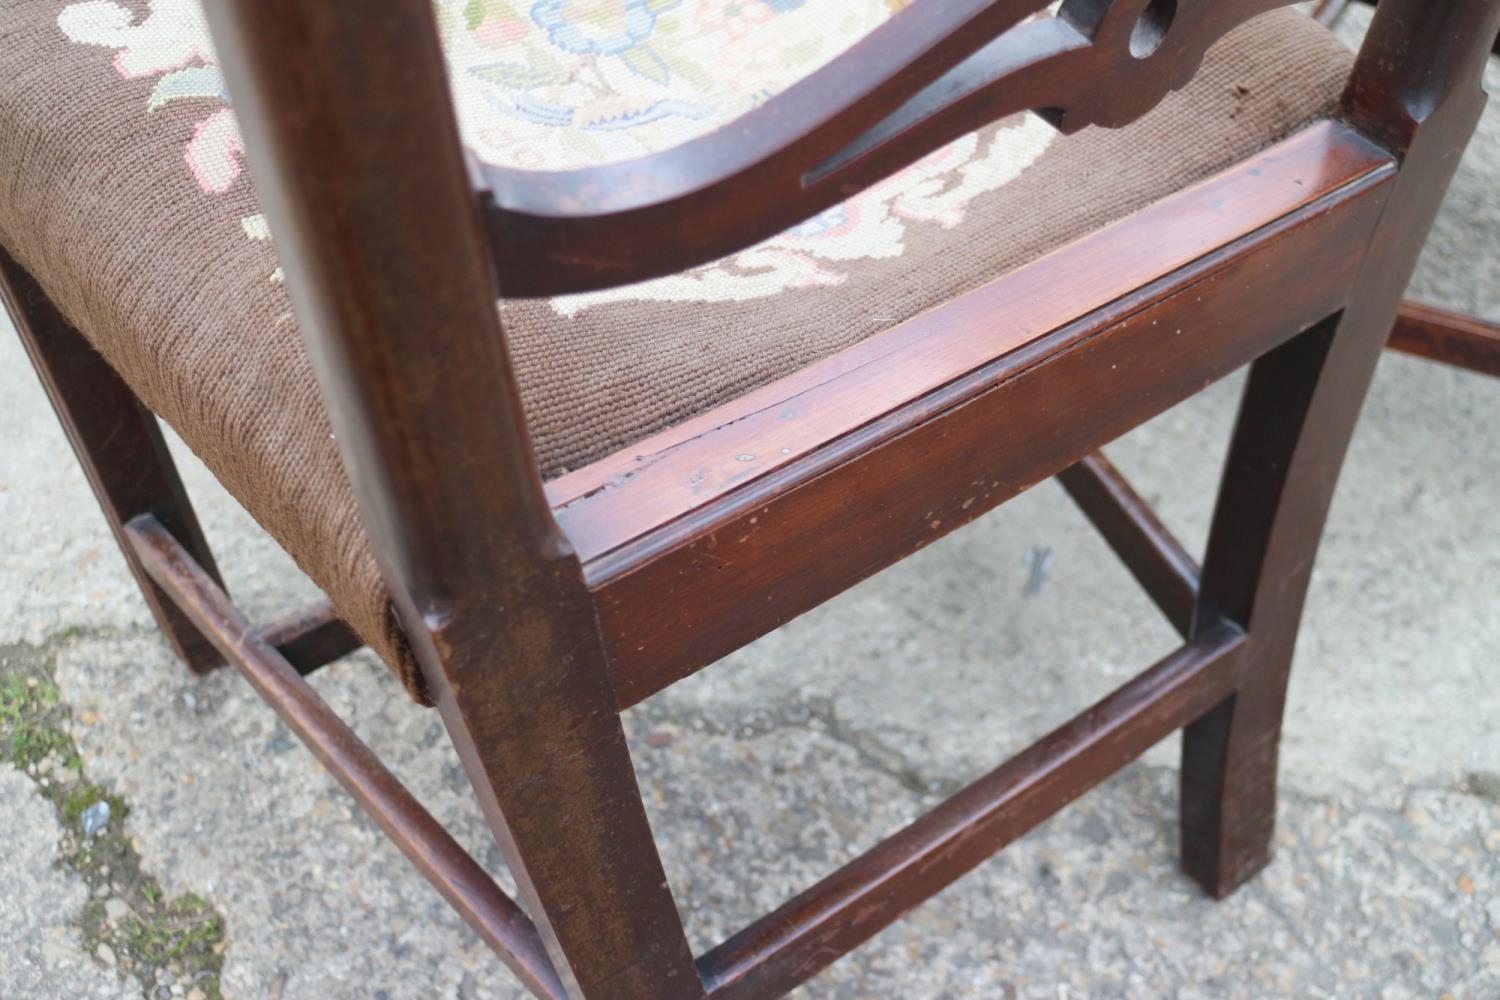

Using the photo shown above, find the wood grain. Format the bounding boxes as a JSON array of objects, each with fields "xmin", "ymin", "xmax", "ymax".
[
  {"xmin": 548, "ymin": 123, "xmax": 1389, "ymax": 561},
  {"xmin": 203, "ymin": 2, "xmax": 703, "ymax": 995},
  {"xmin": 700, "ymin": 623, "xmax": 1247, "ymax": 999},
  {"xmin": 577, "ymin": 128, "xmax": 1395, "ymax": 708},
  {"xmin": 1387, "ymin": 301, "xmax": 1500, "ymax": 378},
  {"xmin": 1, "ymin": 245, "xmax": 224, "ymax": 674},
  {"xmin": 29, "ymin": 0, "xmax": 1488, "ymax": 996},
  {"xmin": 1181, "ymin": 0, "xmax": 1500, "ymax": 898}
]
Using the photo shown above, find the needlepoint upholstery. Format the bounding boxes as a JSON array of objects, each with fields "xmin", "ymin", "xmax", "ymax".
[{"xmin": 0, "ymin": 2, "xmax": 1352, "ymax": 703}]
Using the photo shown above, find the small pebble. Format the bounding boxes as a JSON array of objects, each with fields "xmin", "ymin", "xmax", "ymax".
[
  {"xmin": 80, "ymin": 800, "xmax": 111, "ymax": 837},
  {"xmin": 104, "ymin": 897, "xmax": 129, "ymax": 923},
  {"xmin": 1022, "ymin": 545, "xmax": 1055, "ymax": 597},
  {"xmin": 95, "ymin": 943, "xmax": 116, "ymax": 967}
]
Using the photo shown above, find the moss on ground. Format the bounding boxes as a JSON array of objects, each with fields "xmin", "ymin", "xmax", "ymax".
[
  {"xmin": 1464, "ymin": 770, "xmax": 1500, "ymax": 803},
  {"xmin": 0, "ymin": 641, "xmax": 226, "ymax": 999}
]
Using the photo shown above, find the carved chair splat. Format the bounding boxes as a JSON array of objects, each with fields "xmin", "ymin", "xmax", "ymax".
[{"xmin": 5, "ymin": 1, "xmax": 1498, "ymax": 996}]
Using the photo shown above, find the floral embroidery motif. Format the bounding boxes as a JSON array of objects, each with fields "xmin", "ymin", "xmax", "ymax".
[
  {"xmin": 58, "ymin": 0, "xmax": 243, "ymax": 194},
  {"xmin": 547, "ymin": 116, "xmax": 1058, "ymax": 316},
  {"xmin": 56, "ymin": 0, "xmax": 1057, "ymax": 307},
  {"xmin": 441, "ymin": 0, "xmax": 1057, "ymax": 310},
  {"xmin": 58, "ymin": 0, "xmax": 276, "ymax": 273},
  {"xmin": 439, "ymin": 0, "xmax": 896, "ymax": 167}
]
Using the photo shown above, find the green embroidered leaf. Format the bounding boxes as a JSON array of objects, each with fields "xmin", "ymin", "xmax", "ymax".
[
  {"xmin": 662, "ymin": 48, "xmax": 711, "ymax": 90},
  {"xmin": 463, "ymin": 0, "xmax": 521, "ymax": 31},
  {"xmin": 527, "ymin": 43, "xmax": 565, "ymax": 76},
  {"xmin": 473, "ymin": 62, "xmax": 557, "ymax": 91},
  {"xmin": 147, "ymin": 66, "xmax": 225, "ymax": 111},
  {"xmin": 619, "ymin": 44, "xmax": 670, "ymax": 86}
]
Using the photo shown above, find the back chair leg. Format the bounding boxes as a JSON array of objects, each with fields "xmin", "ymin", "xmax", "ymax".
[{"xmin": 0, "ymin": 247, "xmax": 225, "ymax": 674}]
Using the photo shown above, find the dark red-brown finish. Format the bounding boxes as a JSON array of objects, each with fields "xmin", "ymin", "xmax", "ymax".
[
  {"xmin": 1387, "ymin": 301, "xmax": 1500, "ymax": 378},
  {"xmin": 253, "ymin": 600, "xmax": 365, "ymax": 676},
  {"xmin": 698, "ymin": 622, "xmax": 1246, "ymax": 999},
  {"xmin": 1320, "ymin": 0, "xmax": 1499, "ymax": 362},
  {"xmin": 200, "ymin": 3, "xmax": 701, "ymax": 996},
  {"xmin": 546, "ymin": 122, "xmax": 1386, "ymax": 559},
  {"xmin": 587, "ymin": 138, "xmax": 1394, "ymax": 708},
  {"xmin": 1181, "ymin": 0, "xmax": 1500, "ymax": 898},
  {"xmin": 7, "ymin": 1, "xmax": 1497, "ymax": 998}
]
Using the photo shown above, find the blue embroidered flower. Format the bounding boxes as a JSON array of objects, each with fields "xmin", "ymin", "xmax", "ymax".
[{"xmin": 531, "ymin": 0, "xmax": 676, "ymax": 58}]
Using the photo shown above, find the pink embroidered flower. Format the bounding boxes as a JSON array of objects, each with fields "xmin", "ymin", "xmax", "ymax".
[
  {"xmin": 474, "ymin": 14, "xmax": 531, "ymax": 48},
  {"xmin": 60, "ymin": 0, "xmax": 263, "ymax": 251},
  {"xmin": 185, "ymin": 108, "xmax": 244, "ymax": 194},
  {"xmin": 693, "ymin": 0, "xmax": 777, "ymax": 41}
]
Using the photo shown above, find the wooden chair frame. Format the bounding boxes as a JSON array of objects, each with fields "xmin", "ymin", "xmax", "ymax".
[
  {"xmin": 7, "ymin": 1, "xmax": 1499, "ymax": 996},
  {"xmin": 1315, "ymin": 0, "xmax": 1500, "ymax": 380}
]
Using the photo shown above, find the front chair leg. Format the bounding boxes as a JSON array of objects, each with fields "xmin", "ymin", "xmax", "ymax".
[
  {"xmin": 1180, "ymin": 0, "xmax": 1500, "ymax": 897},
  {"xmin": 415, "ymin": 563, "xmax": 704, "ymax": 1000},
  {"xmin": 0, "ymin": 247, "xmax": 225, "ymax": 674},
  {"xmin": 1180, "ymin": 316, "xmax": 1349, "ymax": 897}
]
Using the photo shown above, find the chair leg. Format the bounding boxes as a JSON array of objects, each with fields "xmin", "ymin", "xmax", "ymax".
[
  {"xmin": 1179, "ymin": 0, "xmax": 1500, "ymax": 897},
  {"xmin": 1179, "ymin": 316, "xmax": 1352, "ymax": 897},
  {"xmin": 415, "ymin": 571, "xmax": 703, "ymax": 1000},
  {"xmin": 0, "ymin": 247, "xmax": 225, "ymax": 674},
  {"xmin": 1181, "ymin": 294, "xmax": 1488, "ymax": 894}
]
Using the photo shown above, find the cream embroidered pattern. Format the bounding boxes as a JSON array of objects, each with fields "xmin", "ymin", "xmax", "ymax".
[{"xmin": 57, "ymin": 0, "xmax": 1057, "ymax": 309}]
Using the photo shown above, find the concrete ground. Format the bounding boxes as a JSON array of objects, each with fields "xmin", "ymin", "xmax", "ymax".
[{"xmin": 2, "ymin": 10, "xmax": 1498, "ymax": 1000}]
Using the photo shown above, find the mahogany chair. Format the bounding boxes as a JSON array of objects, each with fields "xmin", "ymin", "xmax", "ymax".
[
  {"xmin": 4, "ymin": 1, "xmax": 1498, "ymax": 996},
  {"xmin": 1314, "ymin": 0, "xmax": 1500, "ymax": 379}
]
